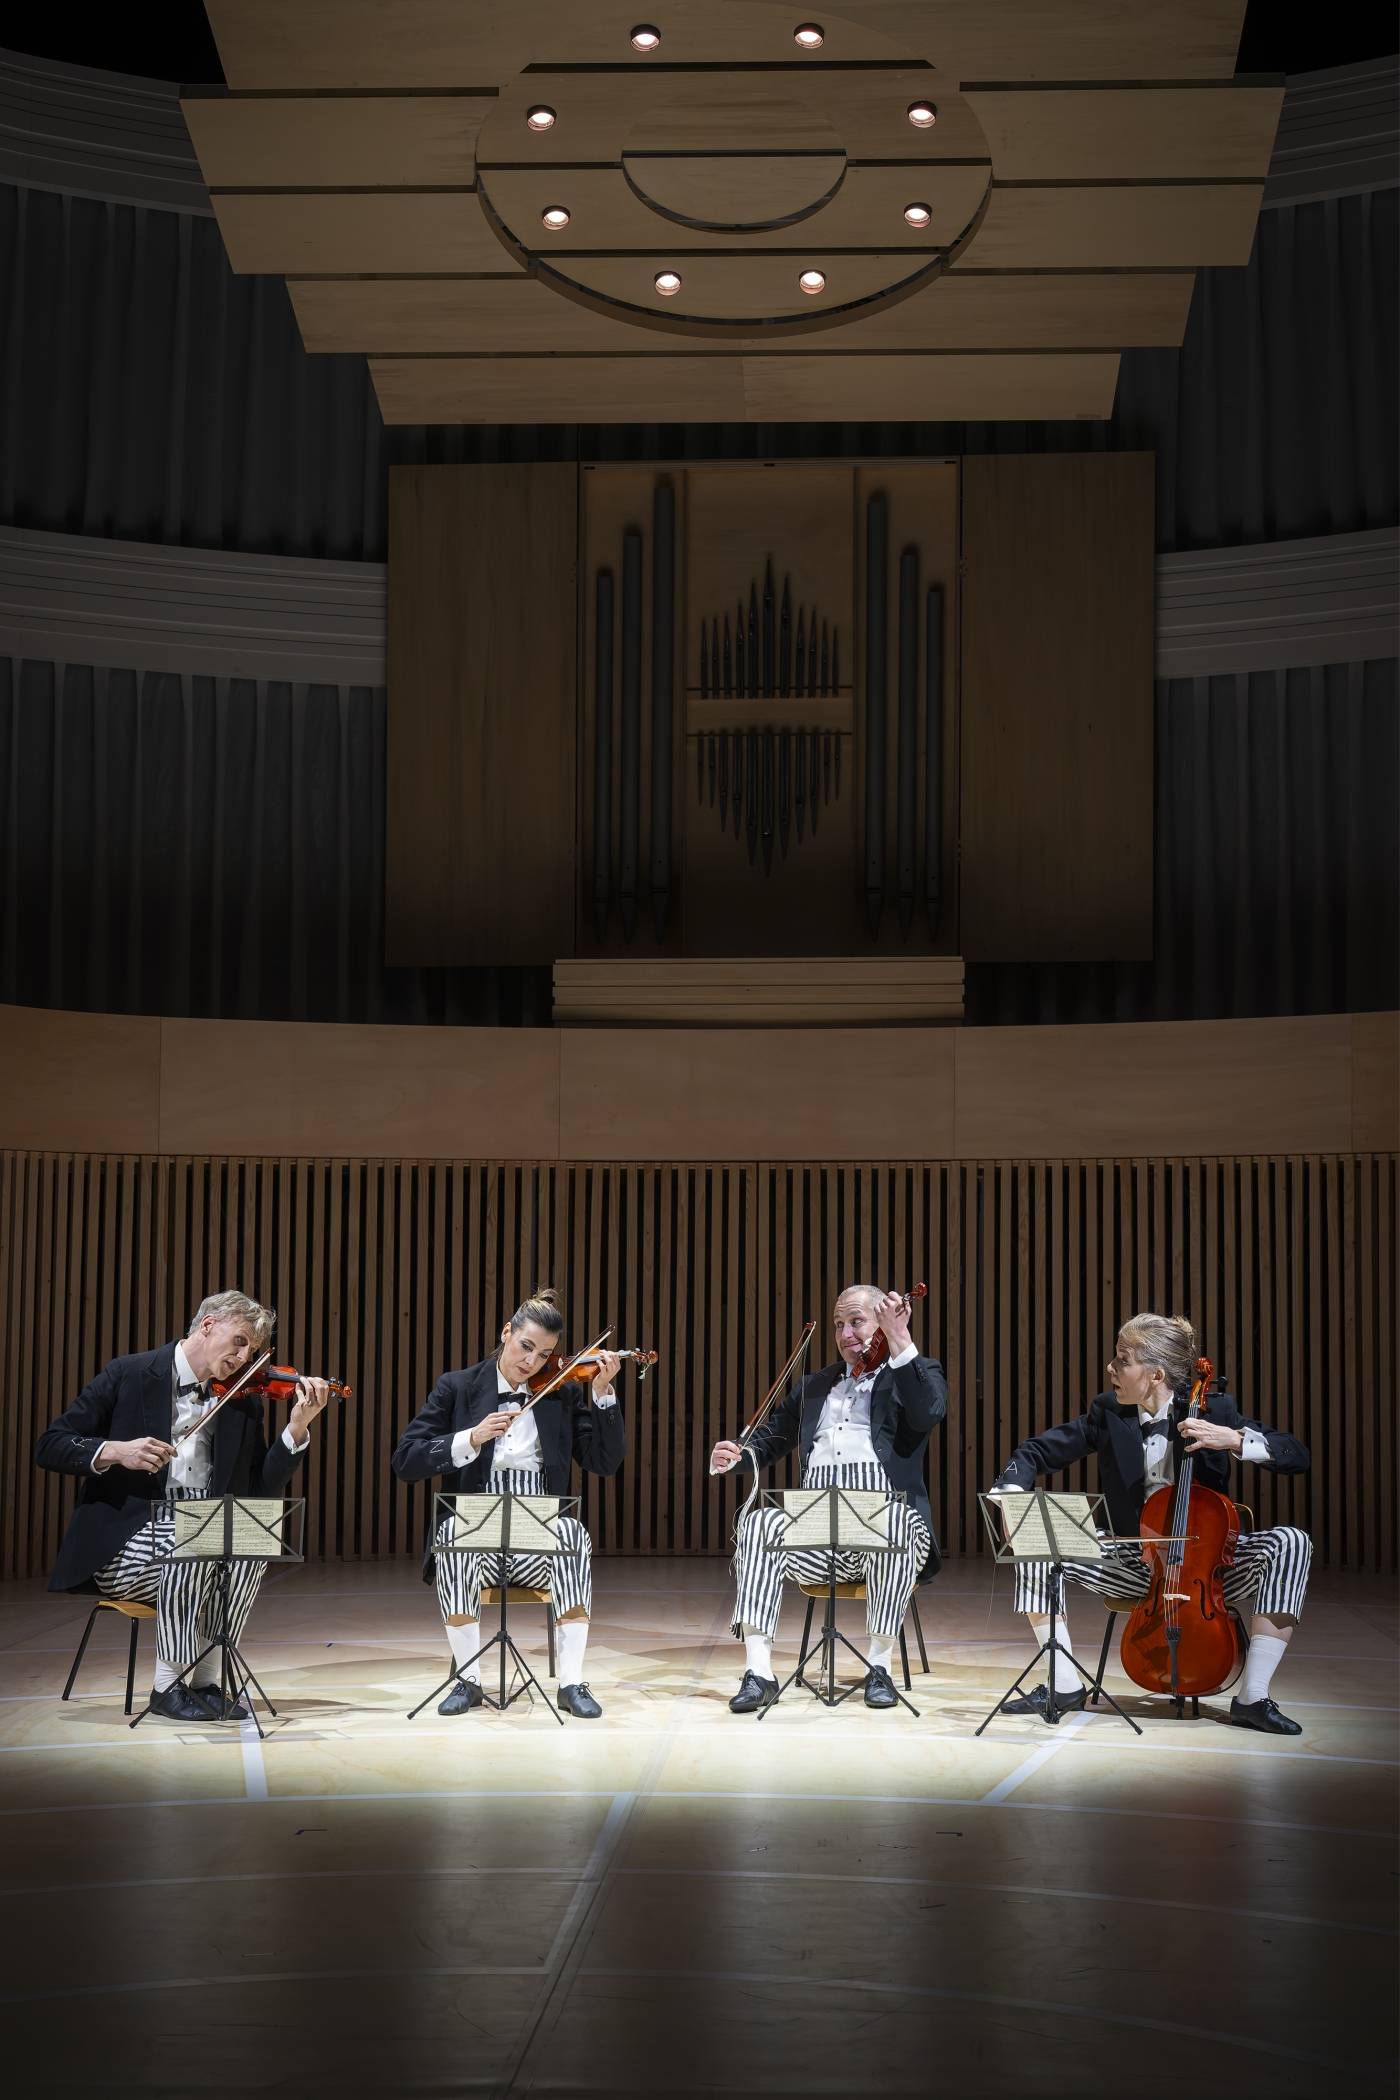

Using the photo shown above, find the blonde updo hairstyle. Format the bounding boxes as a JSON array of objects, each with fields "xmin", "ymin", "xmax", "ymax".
[
  {"xmin": 497, "ymin": 1286, "xmax": 565, "ymax": 1360},
  {"xmin": 1116, "ymin": 1312, "xmax": 1198, "ymax": 1395}
]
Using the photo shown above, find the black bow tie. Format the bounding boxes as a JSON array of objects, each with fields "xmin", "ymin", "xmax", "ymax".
[{"xmin": 1141, "ymin": 1415, "xmax": 1173, "ymax": 1442}]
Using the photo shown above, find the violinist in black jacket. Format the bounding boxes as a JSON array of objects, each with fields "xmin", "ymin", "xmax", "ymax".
[
  {"xmin": 988, "ymin": 1312, "xmax": 1312, "ymax": 1734},
  {"xmin": 711, "ymin": 1285, "xmax": 946, "ymax": 1714},
  {"xmin": 36, "ymin": 1291, "xmax": 330, "ymax": 1722},
  {"xmin": 392, "ymin": 1288, "xmax": 625, "ymax": 1719}
]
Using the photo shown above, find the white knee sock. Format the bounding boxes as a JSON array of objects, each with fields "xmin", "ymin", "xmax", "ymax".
[
  {"xmin": 1239, "ymin": 1633, "xmax": 1288, "ymax": 1705},
  {"xmin": 1028, "ymin": 1614, "xmax": 1079, "ymax": 1692},
  {"xmin": 743, "ymin": 1631, "xmax": 774, "ymax": 1680},
  {"xmin": 446, "ymin": 1621, "xmax": 483, "ymax": 1682},
  {"xmin": 152, "ymin": 1658, "xmax": 180, "ymax": 1694},
  {"xmin": 555, "ymin": 1618, "xmax": 589, "ymax": 1688},
  {"xmin": 866, "ymin": 1637, "xmax": 894, "ymax": 1673}
]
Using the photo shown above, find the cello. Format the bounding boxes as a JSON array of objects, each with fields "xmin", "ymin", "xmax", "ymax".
[{"xmin": 1118, "ymin": 1355, "xmax": 1245, "ymax": 1715}]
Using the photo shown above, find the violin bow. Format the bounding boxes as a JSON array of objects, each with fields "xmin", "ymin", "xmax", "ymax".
[
  {"xmin": 170, "ymin": 1348, "xmax": 273, "ymax": 1450},
  {"xmin": 512, "ymin": 1330, "xmax": 614, "ymax": 1415},
  {"xmin": 736, "ymin": 1321, "xmax": 818, "ymax": 1454}
]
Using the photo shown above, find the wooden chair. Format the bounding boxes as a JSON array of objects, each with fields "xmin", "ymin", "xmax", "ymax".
[
  {"xmin": 1088, "ymin": 1505, "xmax": 1253, "ymax": 1718},
  {"xmin": 63, "ymin": 1598, "xmax": 158, "ymax": 1716},
  {"xmin": 482, "ymin": 1586, "xmax": 556, "ymax": 1677},
  {"xmin": 796, "ymin": 1583, "xmax": 929, "ymax": 1691}
]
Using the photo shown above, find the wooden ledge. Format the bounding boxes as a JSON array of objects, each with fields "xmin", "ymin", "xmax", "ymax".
[{"xmin": 553, "ymin": 957, "xmax": 965, "ymax": 1028}]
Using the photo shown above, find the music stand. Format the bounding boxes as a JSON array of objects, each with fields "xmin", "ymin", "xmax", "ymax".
[
  {"xmin": 406, "ymin": 1492, "xmax": 574, "ymax": 1726},
  {"xmin": 757, "ymin": 1485, "xmax": 919, "ymax": 1718},
  {"xmin": 129, "ymin": 1495, "xmax": 305, "ymax": 1739},
  {"xmin": 974, "ymin": 1490, "xmax": 1142, "ymax": 1736}
]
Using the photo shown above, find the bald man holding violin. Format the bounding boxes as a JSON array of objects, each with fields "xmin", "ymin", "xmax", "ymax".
[
  {"xmin": 36, "ymin": 1291, "xmax": 333, "ymax": 1721},
  {"xmin": 712, "ymin": 1284, "xmax": 946, "ymax": 1713},
  {"xmin": 392, "ymin": 1288, "xmax": 628, "ymax": 1719}
]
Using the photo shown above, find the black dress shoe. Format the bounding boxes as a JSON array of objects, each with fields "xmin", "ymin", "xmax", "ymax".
[
  {"xmin": 864, "ymin": 1666, "xmax": 899, "ymax": 1709},
  {"xmin": 558, "ymin": 1683, "xmax": 602, "ymax": 1719},
  {"xmin": 1000, "ymin": 1682, "xmax": 1088, "ymax": 1721},
  {"xmin": 729, "ymin": 1670, "xmax": 779, "ymax": 1714},
  {"xmin": 193, "ymin": 1683, "xmax": 250, "ymax": 1721},
  {"xmin": 1230, "ymin": 1695, "xmax": 1302, "ymax": 1736},
  {"xmin": 439, "ymin": 1678, "xmax": 485, "ymax": 1715},
  {"xmin": 148, "ymin": 1684, "xmax": 221, "ymax": 1723}
]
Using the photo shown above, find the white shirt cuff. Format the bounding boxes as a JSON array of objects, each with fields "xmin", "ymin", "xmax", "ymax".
[
  {"xmin": 593, "ymin": 1392, "xmax": 618, "ymax": 1409},
  {"xmin": 986, "ymin": 1483, "xmax": 1027, "ymax": 1498},
  {"xmin": 888, "ymin": 1342, "xmax": 919, "ymax": 1370},
  {"xmin": 90, "ymin": 1444, "xmax": 113, "ymax": 1474},
  {"xmin": 1238, "ymin": 1428, "xmax": 1272, "ymax": 1465},
  {"xmin": 450, "ymin": 1427, "xmax": 480, "ymax": 1467},
  {"xmin": 281, "ymin": 1424, "xmax": 311, "ymax": 1455}
]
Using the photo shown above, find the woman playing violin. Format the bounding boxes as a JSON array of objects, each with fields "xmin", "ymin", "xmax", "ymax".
[
  {"xmin": 35, "ymin": 1291, "xmax": 332, "ymax": 1722},
  {"xmin": 987, "ymin": 1312, "xmax": 1312, "ymax": 1732},
  {"xmin": 391, "ymin": 1288, "xmax": 625, "ymax": 1719},
  {"xmin": 710, "ymin": 1285, "xmax": 946, "ymax": 1714}
]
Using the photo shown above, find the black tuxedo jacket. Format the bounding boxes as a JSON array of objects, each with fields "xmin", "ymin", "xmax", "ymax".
[
  {"xmin": 743, "ymin": 1352, "xmax": 947, "ymax": 1580},
  {"xmin": 992, "ymin": 1389, "xmax": 1310, "ymax": 1538},
  {"xmin": 35, "ymin": 1342, "xmax": 307, "ymax": 1593},
  {"xmin": 392, "ymin": 1358, "xmax": 626, "ymax": 1497}
]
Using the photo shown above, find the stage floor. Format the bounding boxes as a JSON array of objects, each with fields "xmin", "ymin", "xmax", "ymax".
[{"xmin": 0, "ymin": 1557, "xmax": 1394, "ymax": 2097}]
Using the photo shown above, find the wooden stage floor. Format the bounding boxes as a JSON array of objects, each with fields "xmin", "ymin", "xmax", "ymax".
[{"xmin": 0, "ymin": 1557, "xmax": 1394, "ymax": 2097}]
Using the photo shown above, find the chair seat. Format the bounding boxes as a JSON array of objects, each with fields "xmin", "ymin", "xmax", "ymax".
[
  {"xmin": 483, "ymin": 1587, "xmax": 552, "ymax": 1606},
  {"xmin": 797, "ymin": 1582, "xmax": 867, "ymax": 1601},
  {"xmin": 98, "ymin": 1599, "xmax": 157, "ymax": 1619}
]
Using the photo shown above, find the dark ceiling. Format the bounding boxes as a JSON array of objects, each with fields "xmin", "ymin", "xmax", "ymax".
[{"xmin": 1, "ymin": 0, "xmax": 1397, "ymax": 87}]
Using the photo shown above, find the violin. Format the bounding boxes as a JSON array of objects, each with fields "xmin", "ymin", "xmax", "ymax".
[
  {"xmin": 174, "ymin": 1347, "xmax": 350, "ymax": 1449},
  {"xmin": 852, "ymin": 1283, "xmax": 927, "ymax": 1376},
  {"xmin": 1118, "ymin": 1355, "xmax": 1245, "ymax": 1714},
  {"xmin": 526, "ymin": 1347, "xmax": 658, "ymax": 1394}
]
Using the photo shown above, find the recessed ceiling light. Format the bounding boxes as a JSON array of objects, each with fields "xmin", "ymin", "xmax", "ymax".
[
  {"xmin": 794, "ymin": 23, "xmax": 824, "ymax": 47},
  {"xmin": 541, "ymin": 206, "xmax": 570, "ymax": 230},
  {"xmin": 654, "ymin": 269, "xmax": 682, "ymax": 296},
  {"xmin": 525, "ymin": 105, "xmax": 556, "ymax": 133},
  {"xmin": 798, "ymin": 268, "xmax": 826, "ymax": 295},
  {"xmin": 906, "ymin": 100, "xmax": 937, "ymax": 128},
  {"xmin": 630, "ymin": 24, "xmax": 660, "ymax": 50},
  {"xmin": 903, "ymin": 202, "xmax": 932, "ymax": 228}
]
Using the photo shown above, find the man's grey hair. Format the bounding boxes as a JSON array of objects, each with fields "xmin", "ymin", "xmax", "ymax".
[
  {"xmin": 187, "ymin": 1291, "xmax": 276, "ymax": 1345},
  {"xmin": 833, "ymin": 1284, "xmax": 885, "ymax": 1318}
]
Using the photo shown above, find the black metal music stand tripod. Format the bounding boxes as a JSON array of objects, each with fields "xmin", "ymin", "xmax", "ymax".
[
  {"xmin": 129, "ymin": 1495, "xmax": 305, "ymax": 1740},
  {"xmin": 757, "ymin": 1484, "xmax": 920, "ymax": 1718},
  {"xmin": 974, "ymin": 1488, "xmax": 1141, "ymax": 1736},
  {"xmin": 407, "ymin": 1492, "xmax": 573, "ymax": 1726}
]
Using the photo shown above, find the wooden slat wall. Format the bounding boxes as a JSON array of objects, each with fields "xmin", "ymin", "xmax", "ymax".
[{"xmin": 1, "ymin": 1152, "xmax": 1394, "ymax": 1580}]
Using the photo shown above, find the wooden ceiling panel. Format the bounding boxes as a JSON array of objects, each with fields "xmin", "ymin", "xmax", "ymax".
[
  {"xmin": 962, "ymin": 84, "xmax": 1283, "ymax": 181},
  {"xmin": 213, "ymin": 192, "xmax": 521, "ymax": 276},
  {"xmin": 291, "ymin": 270, "xmax": 1194, "ymax": 357},
  {"xmin": 740, "ymin": 349, "xmax": 1118, "ymax": 421},
  {"xmin": 534, "ymin": 251, "xmax": 937, "ymax": 323},
  {"xmin": 181, "ymin": 93, "xmax": 491, "ymax": 188},
  {"xmin": 204, "ymin": 2, "xmax": 1249, "ymax": 92},
  {"xmin": 370, "ymin": 353, "xmax": 750, "ymax": 423},
  {"xmin": 369, "ymin": 348, "xmax": 1118, "ymax": 424},
  {"xmin": 479, "ymin": 163, "xmax": 989, "ymax": 256},
  {"xmin": 953, "ymin": 182, "xmax": 1265, "ymax": 270}
]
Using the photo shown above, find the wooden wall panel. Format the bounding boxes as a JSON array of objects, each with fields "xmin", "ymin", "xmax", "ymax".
[
  {"xmin": 3, "ymin": 1151, "xmax": 1393, "ymax": 1582},
  {"xmin": 386, "ymin": 464, "xmax": 578, "ymax": 966},
  {"xmin": 960, "ymin": 453, "xmax": 1156, "ymax": 961}
]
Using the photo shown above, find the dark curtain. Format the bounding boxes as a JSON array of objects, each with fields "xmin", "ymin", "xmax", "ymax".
[
  {"xmin": 0, "ymin": 181, "xmax": 1394, "ymax": 561},
  {"xmin": 2, "ymin": 655, "xmax": 1393, "ymax": 1027},
  {"xmin": 0, "ymin": 664, "xmax": 548, "ymax": 1024}
]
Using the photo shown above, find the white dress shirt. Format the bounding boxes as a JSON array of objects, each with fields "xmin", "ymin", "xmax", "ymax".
[
  {"xmin": 92, "ymin": 1340, "xmax": 309, "ymax": 1483},
  {"xmin": 1139, "ymin": 1398, "xmax": 1271, "ymax": 1492},
  {"xmin": 807, "ymin": 1342, "xmax": 918, "ymax": 1470},
  {"xmin": 449, "ymin": 1364, "xmax": 618, "ymax": 1474}
]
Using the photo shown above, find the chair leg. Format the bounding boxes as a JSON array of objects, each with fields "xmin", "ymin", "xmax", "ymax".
[
  {"xmin": 124, "ymin": 1616, "xmax": 141, "ymax": 1716},
  {"xmin": 898, "ymin": 1626, "xmax": 911, "ymax": 1691},
  {"xmin": 62, "ymin": 1606, "xmax": 104, "ymax": 1702},
  {"xmin": 547, "ymin": 1606, "xmax": 556, "ymax": 1679},
  {"xmin": 910, "ymin": 1595, "xmax": 929, "ymax": 1673},
  {"xmin": 796, "ymin": 1597, "xmax": 815, "ymax": 1685},
  {"xmin": 1090, "ymin": 1615, "xmax": 1115, "ymax": 1707}
]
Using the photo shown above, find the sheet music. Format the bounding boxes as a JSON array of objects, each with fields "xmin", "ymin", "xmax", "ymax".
[
  {"xmin": 171, "ymin": 1497, "xmax": 292, "ymax": 1560},
  {"xmin": 778, "ymin": 1487, "xmax": 892, "ymax": 1551}
]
